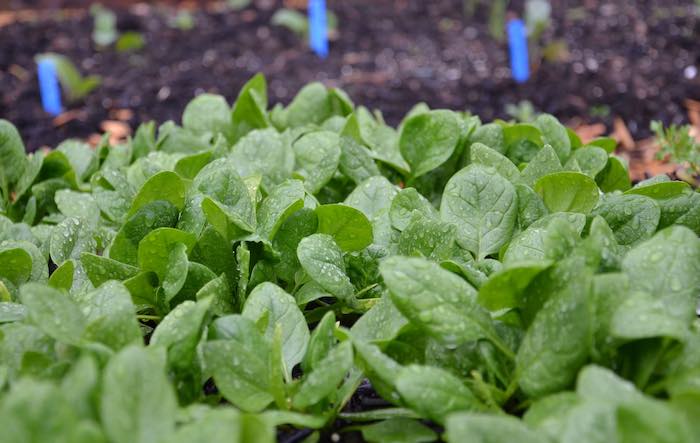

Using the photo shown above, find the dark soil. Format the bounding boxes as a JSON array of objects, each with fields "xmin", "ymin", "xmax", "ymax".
[{"xmin": 1, "ymin": 0, "xmax": 699, "ymax": 151}]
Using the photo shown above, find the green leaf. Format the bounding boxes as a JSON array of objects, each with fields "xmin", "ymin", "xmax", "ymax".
[
  {"xmin": 503, "ymin": 212, "xmax": 585, "ymax": 263},
  {"xmin": 292, "ymin": 131, "xmax": 342, "ymax": 194},
  {"xmin": 0, "ymin": 247, "xmax": 33, "ymax": 287},
  {"xmin": 242, "ymin": 282, "xmax": 309, "ymax": 375},
  {"xmin": 470, "ymin": 122, "xmax": 505, "ymax": 154},
  {"xmin": 470, "ymin": 142, "xmax": 521, "ymax": 182},
  {"xmin": 345, "ymin": 176, "xmax": 399, "ymax": 246},
  {"xmin": 591, "ymin": 193, "xmax": 660, "ymax": 246},
  {"xmin": 54, "ymin": 189, "xmax": 100, "ymax": 226},
  {"xmin": 389, "ymin": 187, "xmax": 437, "ymax": 231},
  {"xmin": 445, "ymin": 413, "xmax": 544, "ymax": 443},
  {"xmin": 399, "ymin": 110, "xmax": 460, "ymax": 178},
  {"xmin": 516, "ymin": 183, "xmax": 549, "ymax": 229},
  {"xmin": 611, "ymin": 291, "xmax": 689, "ymax": 341},
  {"xmin": 257, "ymin": 179, "xmax": 305, "ymax": 240},
  {"xmin": 110, "ymin": 200, "xmax": 179, "ymax": 265},
  {"xmin": 339, "ymin": 135, "xmax": 380, "ymax": 185},
  {"xmin": 182, "ymin": 93, "xmax": 231, "ymax": 136},
  {"xmin": 285, "ymin": 82, "xmax": 331, "ymax": 127},
  {"xmin": 151, "ymin": 298, "xmax": 211, "ymax": 370},
  {"xmin": 74, "ymin": 281, "xmax": 141, "ymax": 350},
  {"xmin": 137, "ymin": 227, "xmax": 196, "ymax": 282},
  {"xmin": 127, "ymin": 171, "xmax": 185, "ymax": 218},
  {"xmin": 478, "ymin": 260, "xmax": 553, "ymax": 311},
  {"xmin": 440, "ymin": 164, "xmax": 517, "ymax": 259},
  {"xmin": 203, "ymin": 331, "xmax": 273, "ymax": 412},
  {"xmin": 398, "ymin": 212, "xmax": 456, "ymax": 261},
  {"xmin": 0, "ymin": 119, "xmax": 27, "ymax": 195},
  {"xmin": 621, "ymin": 226, "xmax": 700, "ymax": 322},
  {"xmin": 516, "ymin": 274, "xmax": 592, "ymax": 398},
  {"xmin": 361, "ymin": 418, "xmax": 437, "ymax": 443},
  {"xmin": 230, "ymin": 128, "xmax": 294, "ymax": 191},
  {"xmin": 380, "ymin": 256, "xmax": 502, "ymax": 349},
  {"xmin": 350, "ymin": 295, "xmax": 408, "ymax": 344},
  {"xmin": 534, "ymin": 171, "xmax": 600, "ymax": 213},
  {"xmin": 19, "ymin": 283, "xmax": 85, "ymax": 344},
  {"xmin": 100, "ymin": 346, "xmax": 177, "ymax": 443},
  {"xmin": 520, "ymin": 144, "xmax": 563, "ymax": 187},
  {"xmin": 535, "ymin": 113, "xmax": 571, "ymax": 163},
  {"xmin": 297, "ymin": 233, "xmax": 355, "ymax": 304},
  {"xmin": 50, "ymin": 217, "xmax": 97, "ymax": 265},
  {"xmin": 292, "ymin": 341, "xmax": 353, "ymax": 408},
  {"xmin": 596, "ymin": 155, "xmax": 631, "ymax": 192},
  {"xmin": 315, "ymin": 203, "xmax": 373, "ymax": 251},
  {"xmin": 230, "ymin": 73, "xmax": 269, "ymax": 143},
  {"xmin": 568, "ymin": 147, "xmax": 608, "ymax": 178},
  {"xmin": 395, "ymin": 365, "xmax": 484, "ymax": 424},
  {"xmin": 81, "ymin": 252, "xmax": 139, "ymax": 287},
  {"xmin": 302, "ymin": 311, "xmax": 336, "ymax": 373}
]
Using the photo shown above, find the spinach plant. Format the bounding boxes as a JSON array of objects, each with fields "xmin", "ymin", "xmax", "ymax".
[{"xmin": 0, "ymin": 74, "xmax": 699, "ymax": 442}]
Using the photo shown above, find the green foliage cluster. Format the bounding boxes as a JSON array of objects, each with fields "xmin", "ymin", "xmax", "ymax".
[{"xmin": 0, "ymin": 75, "xmax": 699, "ymax": 442}]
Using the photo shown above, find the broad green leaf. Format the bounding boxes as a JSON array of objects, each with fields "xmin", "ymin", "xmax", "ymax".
[
  {"xmin": 50, "ymin": 217, "xmax": 97, "ymax": 265},
  {"xmin": 596, "ymin": 155, "xmax": 631, "ymax": 192},
  {"xmin": 0, "ymin": 247, "xmax": 32, "ymax": 287},
  {"xmin": 127, "ymin": 171, "xmax": 185, "ymax": 217},
  {"xmin": 396, "ymin": 365, "xmax": 484, "ymax": 424},
  {"xmin": 55, "ymin": 190, "xmax": 100, "ymax": 226},
  {"xmin": 74, "ymin": 281, "xmax": 141, "ymax": 350},
  {"xmin": 350, "ymin": 295, "xmax": 408, "ymax": 344},
  {"xmin": 504, "ymin": 123, "xmax": 543, "ymax": 164},
  {"xmin": 230, "ymin": 73, "xmax": 269, "ymax": 143},
  {"xmin": 440, "ymin": 164, "xmax": 517, "ymax": 259},
  {"xmin": 19, "ymin": 283, "xmax": 85, "ymax": 344},
  {"xmin": 626, "ymin": 180, "xmax": 689, "ymax": 199},
  {"xmin": 203, "ymin": 334, "xmax": 273, "ymax": 412},
  {"xmin": 182, "ymin": 93, "xmax": 231, "ymax": 136},
  {"xmin": 257, "ymin": 179, "xmax": 305, "ymax": 240},
  {"xmin": 535, "ymin": 113, "xmax": 571, "ymax": 163},
  {"xmin": 109, "ymin": 200, "xmax": 180, "ymax": 265},
  {"xmin": 81, "ymin": 252, "xmax": 139, "ymax": 287},
  {"xmin": 339, "ymin": 135, "xmax": 380, "ymax": 184},
  {"xmin": 397, "ymin": 212, "xmax": 456, "ymax": 261},
  {"xmin": 100, "ymin": 346, "xmax": 177, "ymax": 443},
  {"xmin": 516, "ymin": 275, "xmax": 592, "ymax": 398},
  {"xmin": 292, "ymin": 131, "xmax": 342, "ymax": 194},
  {"xmin": 445, "ymin": 413, "xmax": 544, "ymax": 443},
  {"xmin": 170, "ymin": 409, "xmax": 241, "ymax": 443},
  {"xmin": 273, "ymin": 208, "xmax": 318, "ymax": 283},
  {"xmin": 534, "ymin": 171, "xmax": 599, "ymax": 213},
  {"xmin": 478, "ymin": 260, "xmax": 553, "ymax": 311},
  {"xmin": 315, "ymin": 204, "xmax": 373, "ymax": 251},
  {"xmin": 345, "ymin": 176, "xmax": 398, "ymax": 246},
  {"xmin": 399, "ymin": 110, "xmax": 460, "ymax": 178},
  {"xmin": 470, "ymin": 142, "xmax": 521, "ymax": 182},
  {"xmin": 470, "ymin": 122, "xmax": 505, "ymax": 154},
  {"xmin": 516, "ymin": 183, "xmax": 549, "ymax": 229},
  {"xmin": 285, "ymin": 82, "xmax": 331, "ymax": 128},
  {"xmin": 302, "ymin": 311, "xmax": 336, "ymax": 373},
  {"xmin": 151, "ymin": 298, "xmax": 211, "ymax": 370},
  {"xmin": 242, "ymin": 282, "xmax": 309, "ymax": 374},
  {"xmin": 520, "ymin": 144, "xmax": 563, "ymax": 187},
  {"xmin": 503, "ymin": 212, "xmax": 585, "ymax": 263},
  {"xmin": 297, "ymin": 234, "xmax": 355, "ymax": 304},
  {"xmin": 380, "ymin": 256, "xmax": 501, "ymax": 349},
  {"xmin": 292, "ymin": 341, "xmax": 353, "ymax": 408},
  {"xmin": 389, "ymin": 187, "xmax": 438, "ymax": 231},
  {"xmin": 611, "ymin": 291, "xmax": 689, "ymax": 341},
  {"xmin": 591, "ymin": 193, "xmax": 660, "ymax": 246},
  {"xmin": 568, "ymin": 147, "xmax": 608, "ymax": 178},
  {"xmin": 137, "ymin": 228, "xmax": 196, "ymax": 282},
  {"xmin": 621, "ymin": 226, "xmax": 700, "ymax": 322},
  {"xmin": 230, "ymin": 128, "xmax": 294, "ymax": 191},
  {"xmin": 0, "ymin": 119, "xmax": 27, "ymax": 193}
]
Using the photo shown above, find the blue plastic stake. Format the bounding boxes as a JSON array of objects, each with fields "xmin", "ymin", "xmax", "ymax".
[
  {"xmin": 37, "ymin": 58, "xmax": 63, "ymax": 116},
  {"xmin": 507, "ymin": 19, "xmax": 529, "ymax": 83},
  {"xmin": 308, "ymin": 0, "xmax": 328, "ymax": 58}
]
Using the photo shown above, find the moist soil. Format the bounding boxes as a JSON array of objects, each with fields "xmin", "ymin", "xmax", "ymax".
[{"xmin": 1, "ymin": 0, "xmax": 699, "ymax": 152}]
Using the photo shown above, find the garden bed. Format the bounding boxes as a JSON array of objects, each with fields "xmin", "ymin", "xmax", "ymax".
[
  {"xmin": 0, "ymin": 75, "xmax": 699, "ymax": 442},
  {"xmin": 1, "ymin": 0, "xmax": 699, "ymax": 153}
]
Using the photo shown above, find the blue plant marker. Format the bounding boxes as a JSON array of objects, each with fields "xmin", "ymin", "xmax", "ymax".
[
  {"xmin": 507, "ymin": 19, "xmax": 529, "ymax": 83},
  {"xmin": 308, "ymin": 0, "xmax": 328, "ymax": 58},
  {"xmin": 37, "ymin": 58, "xmax": 63, "ymax": 116}
]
